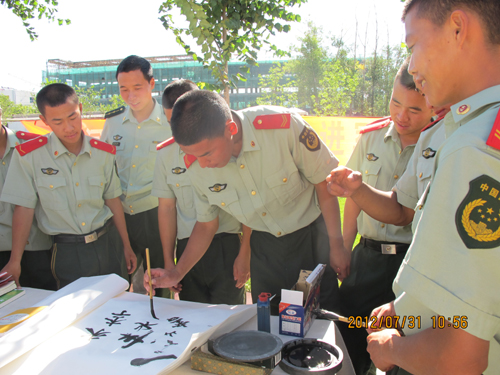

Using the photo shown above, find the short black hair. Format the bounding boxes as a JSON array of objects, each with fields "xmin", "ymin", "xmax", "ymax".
[
  {"xmin": 162, "ymin": 79, "xmax": 199, "ymax": 109},
  {"xmin": 116, "ymin": 55, "xmax": 153, "ymax": 81},
  {"xmin": 36, "ymin": 83, "xmax": 79, "ymax": 117},
  {"xmin": 395, "ymin": 57, "xmax": 417, "ymax": 91},
  {"xmin": 171, "ymin": 90, "xmax": 231, "ymax": 146},
  {"xmin": 402, "ymin": 0, "xmax": 500, "ymax": 45}
]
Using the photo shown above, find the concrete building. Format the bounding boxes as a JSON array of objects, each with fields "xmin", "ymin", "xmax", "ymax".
[{"xmin": 0, "ymin": 88, "xmax": 35, "ymax": 106}]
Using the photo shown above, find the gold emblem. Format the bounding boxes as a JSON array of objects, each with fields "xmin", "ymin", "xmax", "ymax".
[
  {"xmin": 172, "ymin": 167, "xmax": 187, "ymax": 174},
  {"xmin": 41, "ymin": 168, "xmax": 59, "ymax": 175},
  {"xmin": 366, "ymin": 153, "xmax": 379, "ymax": 161},
  {"xmin": 209, "ymin": 183, "xmax": 227, "ymax": 193},
  {"xmin": 422, "ymin": 147, "xmax": 436, "ymax": 159},
  {"xmin": 299, "ymin": 127, "xmax": 320, "ymax": 151},
  {"xmin": 461, "ymin": 199, "xmax": 500, "ymax": 242},
  {"xmin": 456, "ymin": 104, "xmax": 470, "ymax": 115},
  {"xmin": 113, "ymin": 135, "xmax": 123, "ymax": 141}
]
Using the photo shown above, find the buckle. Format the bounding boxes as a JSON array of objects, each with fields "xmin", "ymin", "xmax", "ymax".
[
  {"xmin": 381, "ymin": 244, "xmax": 397, "ymax": 255},
  {"xmin": 84, "ymin": 232, "xmax": 98, "ymax": 244}
]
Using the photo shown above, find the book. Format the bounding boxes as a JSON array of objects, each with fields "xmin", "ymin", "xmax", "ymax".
[
  {"xmin": 0, "ymin": 289, "xmax": 25, "ymax": 310},
  {"xmin": 0, "ymin": 280, "xmax": 16, "ymax": 297}
]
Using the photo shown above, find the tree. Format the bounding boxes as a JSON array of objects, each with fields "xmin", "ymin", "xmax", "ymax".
[
  {"xmin": 158, "ymin": 0, "xmax": 306, "ymax": 104},
  {"xmin": 288, "ymin": 22, "xmax": 328, "ymax": 114},
  {"xmin": 256, "ymin": 62, "xmax": 297, "ymax": 107},
  {"xmin": 0, "ymin": 94, "xmax": 38, "ymax": 119},
  {"xmin": 1, "ymin": 0, "xmax": 70, "ymax": 41}
]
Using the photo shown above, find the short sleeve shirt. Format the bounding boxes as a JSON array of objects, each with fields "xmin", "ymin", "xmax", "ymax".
[
  {"xmin": 151, "ymin": 142, "xmax": 241, "ymax": 239},
  {"xmin": 0, "ymin": 127, "xmax": 52, "ymax": 250},
  {"xmin": 187, "ymin": 106, "xmax": 338, "ymax": 237},
  {"xmin": 346, "ymin": 122, "xmax": 415, "ymax": 243},
  {"xmin": 0, "ymin": 133, "xmax": 122, "ymax": 235},
  {"xmin": 394, "ymin": 85, "xmax": 500, "ymax": 374},
  {"xmin": 101, "ymin": 100, "xmax": 172, "ymax": 214}
]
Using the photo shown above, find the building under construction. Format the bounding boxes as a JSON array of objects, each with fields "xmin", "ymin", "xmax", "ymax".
[{"xmin": 43, "ymin": 55, "xmax": 284, "ymax": 110}]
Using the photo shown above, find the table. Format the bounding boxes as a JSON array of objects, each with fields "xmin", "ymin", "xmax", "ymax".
[{"xmin": 1, "ymin": 288, "xmax": 355, "ymax": 375}]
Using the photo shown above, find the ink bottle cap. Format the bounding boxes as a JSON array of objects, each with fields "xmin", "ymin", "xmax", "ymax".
[{"xmin": 258, "ymin": 293, "xmax": 271, "ymax": 302}]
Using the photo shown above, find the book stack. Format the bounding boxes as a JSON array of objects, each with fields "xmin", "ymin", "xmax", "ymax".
[{"xmin": 0, "ymin": 272, "xmax": 24, "ymax": 309}]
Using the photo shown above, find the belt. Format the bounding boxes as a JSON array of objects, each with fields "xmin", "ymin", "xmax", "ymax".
[
  {"xmin": 53, "ymin": 221, "xmax": 113, "ymax": 244},
  {"xmin": 359, "ymin": 237, "xmax": 410, "ymax": 254}
]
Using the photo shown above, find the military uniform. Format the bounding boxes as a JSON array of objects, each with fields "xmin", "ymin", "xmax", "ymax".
[
  {"xmin": 392, "ymin": 86, "xmax": 500, "ymax": 375},
  {"xmin": 152, "ymin": 138, "xmax": 244, "ymax": 304},
  {"xmin": 101, "ymin": 101, "xmax": 172, "ymax": 297},
  {"xmin": 0, "ymin": 132, "xmax": 127, "ymax": 289},
  {"xmin": 186, "ymin": 106, "xmax": 340, "ymax": 314},
  {"xmin": 0, "ymin": 128, "xmax": 56, "ymax": 290},
  {"xmin": 339, "ymin": 118, "xmax": 417, "ymax": 375}
]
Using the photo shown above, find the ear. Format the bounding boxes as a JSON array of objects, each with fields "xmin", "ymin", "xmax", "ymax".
[
  {"xmin": 449, "ymin": 9, "xmax": 469, "ymax": 48},
  {"xmin": 39, "ymin": 114, "xmax": 48, "ymax": 126},
  {"xmin": 150, "ymin": 77, "xmax": 156, "ymax": 90},
  {"xmin": 226, "ymin": 120, "xmax": 238, "ymax": 136},
  {"xmin": 79, "ymin": 102, "xmax": 83, "ymax": 113}
]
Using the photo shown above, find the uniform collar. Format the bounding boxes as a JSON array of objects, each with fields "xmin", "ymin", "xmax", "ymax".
[
  {"xmin": 5, "ymin": 126, "xmax": 18, "ymax": 153},
  {"xmin": 384, "ymin": 121, "xmax": 402, "ymax": 148},
  {"xmin": 232, "ymin": 110, "xmax": 261, "ymax": 153},
  {"xmin": 123, "ymin": 99, "xmax": 163, "ymax": 125},
  {"xmin": 49, "ymin": 131, "xmax": 92, "ymax": 158},
  {"xmin": 450, "ymin": 85, "xmax": 500, "ymax": 125}
]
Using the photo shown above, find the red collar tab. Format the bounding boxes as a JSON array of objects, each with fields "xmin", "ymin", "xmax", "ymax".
[
  {"xmin": 253, "ymin": 113, "xmax": 291, "ymax": 129},
  {"xmin": 486, "ymin": 108, "xmax": 500, "ymax": 151},
  {"xmin": 421, "ymin": 115, "xmax": 445, "ymax": 132},
  {"xmin": 184, "ymin": 154, "xmax": 197, "ymax": 169}
]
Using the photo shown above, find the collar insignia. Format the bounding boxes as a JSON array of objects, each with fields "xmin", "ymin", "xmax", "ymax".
[
  {"xmin": 41, "ymin": 168, "xmax": 59, "ymax": 175},
  {"xmin": 457, "ymin": 104, "xmax": 470, "ymax": 115},
  {"xmin": 209, "ymin": 183, "xmax": 227, "ymax": 193}
]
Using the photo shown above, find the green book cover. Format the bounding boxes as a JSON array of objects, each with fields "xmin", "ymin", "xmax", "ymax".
[{"xmin": 0, "ymin": 289, "xmax": 25, "ymax": 309}]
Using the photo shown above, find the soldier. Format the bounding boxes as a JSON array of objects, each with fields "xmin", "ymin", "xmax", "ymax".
[
  {"xmin": 0, "ymin": 107, "xmax": 56, "ymax": 290},
  {"xmin": 149, "ymin": 79, "xmax": 249, "ymax": 304},
  {"xmin": 146, "ymin": 90, "xmax": 349, "ymax": 314},
  {"xmin": 333, "ymin": 0, "xmax": 500, "ymax": 374},
  {"xmin": 334, "ymin": 59, "xmax": 433, "ymax": 375},
  {"xmin": 0, "ymin": 83, "xmax": 135, "ymax": 289},
  {"xmin": 101, "ymin": 55, "xmax": 172, "ymax": 297}
]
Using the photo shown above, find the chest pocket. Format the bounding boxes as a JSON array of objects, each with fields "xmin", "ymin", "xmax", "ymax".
[
  {"xmin": 36, "ymin": 176, "xmax": 68, "ymax": 211},
  {"xmin": 148, "ymin": 143, "xmax": 159, "ymax": 171},
  {"xmin": 362, "ymin": 163, "xmax": 381, "ymax": 187},
  {"xmin": 113, "ymin": 141, "xmax": 126, "ymax": 152},
  {"xmin": 170, "ymin": 177, "xmax": 194, "ymax": 209},
  {"xmin": 88, "ymin": 175, "xmax": 106, "ymax": 204},
  {"xmin": 265, "ymin": 162, "xmax": 307, "ymax": 206},
  {"xmin": 206, "ymin": 188, "xmax": 244, "ymax": 221},
  {"xmin": 416, "ymin": 160, "xmax": 435, "ymax": 196}
]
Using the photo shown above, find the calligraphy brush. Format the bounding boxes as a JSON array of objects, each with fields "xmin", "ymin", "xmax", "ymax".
[{"xmin": 145, "ymin": 248, "xmax": 159, "ymax": 320}]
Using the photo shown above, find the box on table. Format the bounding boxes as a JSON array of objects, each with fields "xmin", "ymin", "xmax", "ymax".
[{"xmin": 279, "ymin": 264, "xmax": 326, "ymax": 337}]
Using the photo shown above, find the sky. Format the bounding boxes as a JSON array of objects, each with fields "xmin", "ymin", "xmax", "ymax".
[{"xmin": 0, "ymin": 0, "xmax": 406, "ymax": 93}]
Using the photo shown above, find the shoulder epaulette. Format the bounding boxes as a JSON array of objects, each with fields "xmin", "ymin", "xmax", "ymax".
[
  {"xmin": 156, "ymin": 137, "xmax": 175, "ymax": 151},
  {"xmin": 359, "ymin": 116, "xmax": 391, "ymax": 134},
  {"xmin": 486, "ymin": 108, "xmax": 500, "ymax": 150},
  {"xmin": 16, "ymin": 131, "xmax": 41, "ymax": 141},
  {"xmin": 90, "ymin": 139, "xmax": 116, "ymax": 154},
  {"xmin": 184, "ymin": 154, "xmax": 197, "ymax": 169},
  {"xmin": 16, "ymin": 136, "xmax": 48, "ymax": 156},
  {"xmin": 104, "ymin": 106, "xmax": 126, "ymax": 119},
  {"xmin": 253, "ymin": 113, "xmax": 291, "ymax": 129},
  {"xmin": 421, "ymin": 115, "xmax": 445, "ymax": 132}
]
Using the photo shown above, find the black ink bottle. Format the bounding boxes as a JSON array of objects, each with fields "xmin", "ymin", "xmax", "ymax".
[{"xmin": 257, "ymin": 292, "xmax": 271, "ymax": 333}]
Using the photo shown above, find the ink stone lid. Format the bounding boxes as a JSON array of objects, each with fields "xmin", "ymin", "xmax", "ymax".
[
  {"xmin": 280, "ymin": 338, "xmax": 343, "ymax": 374},
  {"xmin": 212, "ymin": 330, "xmax": 283, "ymax": 369}
]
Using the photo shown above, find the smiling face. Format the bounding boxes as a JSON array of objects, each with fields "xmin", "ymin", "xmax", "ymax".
[
  {"xmin": 117, "ymin": 69, "xmax": 155, "ymax": 115},
  {"xmin": 405, "ymin": 8, "xmax": 460, "ymax": 108},
  {"xmin": 40, "ymin": 100, "xmax": 83, "ymax": 153},
  {"xmin": 389, "ymin": 79, "xmax": 433, "ymax": 140}
]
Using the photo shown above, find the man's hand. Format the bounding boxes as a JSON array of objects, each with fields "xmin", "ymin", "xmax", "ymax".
[
  {"xmin": 326, "ymin": 166, "xmax": 363, "ymax": 197},
  {"xmin": 233, "ymin": 250, "xmax": 251, "ymax": 289},
  {"xmin": 144, "ymin": 267, "xmax": 182, "ymax": 296},
  {"xmin": 123, "ymin": 245, "xmax": 137, "ymax": 274},
  {"xmin": 367, "ymin": 328, "xmax": 401, "ymax": 372},
  {"xmin": 330, "ymin": 245, "xmax": 351, "ymax": 281},
  {"xmin": 368, "ymin": 301, "xmax": 396, "ymax": 333},
  {"xmin": 0, "ymin": 262, "xmax": 21, "ymax": 287}
]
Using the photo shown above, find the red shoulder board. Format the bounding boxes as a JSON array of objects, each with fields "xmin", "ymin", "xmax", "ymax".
[
  {"xmin": 184, "ymin": 154, "xmax": 197, "ymax": 169},
  {"xmin": 16, "ymin": 131, "xmax": 41, "ymax": 141},
  {"xmin": 16, "ymin": 136, "xmax": 48, "ymax": 156},
  {"xmin": 156, "ymin": 137, "xmax": 175, "ymax": 151},
  {"xmin": 90, "ymin": 139, "xmax": 116, "ymax": 155},
  {"xmin": 486, "ymin": 108, "xmax": 500, "ymax": 150},
  {"xmin": 253, "ymin": 113, "xmax": 291, "ymax": 129},
  {"xmin": 359, "ymin": 116, "xmax": 391, "ymax": 134},
  {"xmin": 421, "ymin": 115, "xmax": 445, "ymax": 132}
]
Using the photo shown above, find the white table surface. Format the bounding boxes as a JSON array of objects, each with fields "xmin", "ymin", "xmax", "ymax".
[{"xmin": 0, "ymin": 288, "xmax": 355, "ymax": 375}]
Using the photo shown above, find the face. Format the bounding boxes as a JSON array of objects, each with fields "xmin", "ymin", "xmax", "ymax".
[
  {"xmin": 389, "ymin": 80, "xmax": 433, "ymax": 138},
  {"xmin": 117, "ymin": 69, "xmax": 155, "ymax": 113},
  {"xmin": 405, "ymin": 8, "xmax": 460, "ymax": 108},
  {"xmin": 179, "ymin": 126, "xmax": 234, "ymax": 169},
  {"xmin": 425, "ymin": 96, "xmax": 451, "ymax": 118},
  {"xmin": 40, "ymin": 100, "xmax": 83, "ymax": 150}
]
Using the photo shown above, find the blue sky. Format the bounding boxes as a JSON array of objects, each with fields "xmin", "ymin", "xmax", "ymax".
[{"xmin": 0, "ymin": 0, "xmax": 405, "ymax": 92}]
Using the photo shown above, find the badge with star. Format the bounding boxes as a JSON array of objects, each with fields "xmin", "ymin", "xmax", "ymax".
[
  {"xmin": 366, "ymin": 153, "xmax": 379, "ymax": 161},
  {"xmin": 41, "ymin": 168, "xmax": 59, "ymax": 175},
  {"xmin": 455, "ymin": 175, "xmax": 500, "ymax": 249},
  {"xmin": 172, "ymin": 167, "xmax": 186, "ymax": 174},
  {"xmin": 422, "ymin": 147, "xmax": 436, "ymax": 159},
  {"xmin": 209, "ymin": 183, "xmax": 227, "ymax": 193},
  {"xmin": 299, "ymin": 127, "xmax": 320, "ymax": 151}
]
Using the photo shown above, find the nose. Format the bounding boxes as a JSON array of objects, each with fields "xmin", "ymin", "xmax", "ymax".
[
  {"xmin": 408, "ymin": 55, "xmax": 416, "ymax": 76},
  {"xmin": 198, "ymin": 157, "xmax": 209, "ymax": 168},
  {"xmin": 396, "ymin": 108, "xmax": 410, "ymax": 123}
]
